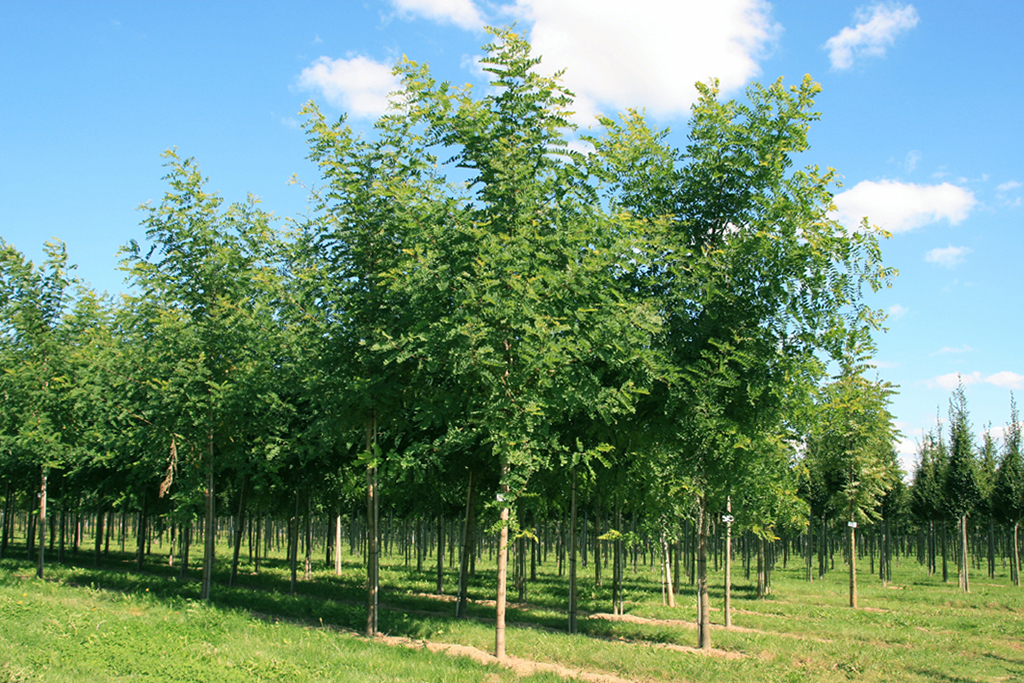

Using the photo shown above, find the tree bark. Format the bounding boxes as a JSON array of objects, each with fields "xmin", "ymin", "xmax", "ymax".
[
  {"xmin": 494, "ymin": 464, "xmax": 510, "ymax": 660},
  {"xmin": 366, "ymin": 417, "xmax": 379, "ymax": 636},
  {"xmin": 200, "ymin": 423, "xmax": 215, "ymax": 602},
  {"xmin": 335, "ymin": 512, "xmax": 343, "ymax": 575},
  {"xmin": 849, "ymin": 517, "xmax": 858, "ymax": 609},
  {"xmin": 724, "ymin": 499, "xmax": 732, "ymax": 627},
  {"xmin": 456, "ymin": 470, "xmax": 476, "ymax": 619},
  {"xmin": 697, "ymin": 495, "xmax": 711, "ymax": 650},
  {"xmin": 568, "ymin": 467, "xmax": 578, "ymax": 633},
  {"xmin": 93, "ymin": 509, "xmax": 104, "ymax": 568},
  {"xmin": 960, "ymin": 513, "xmax": 970, "ymax": 593},
  {"xmin": 229, "ymin": 473, "xmax": 249, "ymax": 587},
  {"xmin": 37, "ymin": 468, "xmax": 47, "ymax": 579},
  {"xmin": 1013, "ymin": 522, "xmax": 1021, "ymax": 587}
]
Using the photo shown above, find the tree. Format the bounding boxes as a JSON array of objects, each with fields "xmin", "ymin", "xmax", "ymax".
[
  {"xmin": 589, "ymin": 75, "xmax": 895, "ymax": 648},
  {"xmin": 805, "ymin": 335, "xmax": 899, "ymax": 608},
  {"xmin": 394, "ymin": 29, "xmax": 659, "ymax": 658},
  {"xmin": 0, "ymin": 239, "xmax": 79, "ymax": 579},
  {"xmin": 120, "ymin": 151, "xmax": 280, "ymax": 601},
  {"xmin": 944, "ymin": 382, "xmax": 981, "ymax": 593},
  {"xmin": 992, "ymin": 394, "xmax": 1023, "ymax": 585}
]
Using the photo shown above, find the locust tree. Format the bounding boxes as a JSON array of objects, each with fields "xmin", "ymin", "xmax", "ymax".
[
  {"xmin": 944, "ymin": 382, "xmax": 981, "ymax": 593},
  {"xmin": 993, "ymin": 394, "xmax": 1023, "ymax": 585},
  {"xmin": 589, "ymin": 76, "xmax": 895, "ymax": 648},
  {"xmin": 805, "ymin": 335, "xmax": 899, "ymax": 609},
  {"xmin": 393, "ymin": 29, "xmax": 660, "ymax": 658},
  {"xmin": 120, "ymin": 151, "xmax": 280, "ymax": 601},
  {"xmin": 0, "ymin": 239, "xmax": 79, "ymax": 579}
]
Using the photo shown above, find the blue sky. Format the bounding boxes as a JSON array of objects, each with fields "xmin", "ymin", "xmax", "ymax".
[{"xmin": 2, "ymin": 1, "xmax": 1021, "ymax": 471}]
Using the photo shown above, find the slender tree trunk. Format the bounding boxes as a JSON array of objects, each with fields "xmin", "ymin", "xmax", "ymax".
[
  {"xmin": 229, "ymin": 473, "xmax": 249, "ymax": 587},
  {"xmin": 941, "ymin": 522, "xmax": 949, "ymax": 582},
  {"xmin": 724, "ymin": 498, "xmax": 732, "ymax": 627},
  {"xmin": 366, "ymin": 415, "xmax": 379, "ymax": 635},
  {"xmin": 568, "ymin": 468, "xmax": 578, "ymax": 633},
  {"xmin": 436, "ymin": 512, "xmax": 444, "ymax": 594},
  {"xmin": 662, "ymin": 526, "xmax": 675, "ymax": 607},
  {"xmin": 456, "ymin": 470, "xmax": 476, "ymax": 619},
  {"xmin": 494, "ymin": 463, "xmax": 510, "ymax": 660},
  {"xmin": 335, "ymin": 512, "xmax": 343, "ymax": 575},
  {"xmin": 697, "ymin": 495, "xmax": 711, "ymax": 650},
  {"xmin": 93, "ymin": 509, "xmax": 104, "ymax": 568},
  {"xmin": 960, "ymin": 513, "xmax": 970, "ymax": 593},
  {"xmin": 1013, "ymin": 522, "xmax": 1021, "ymax": 587},
  {"xmin": 200, "ymin": 422, "xmax": 215, "ymax": 602},
  {"xmin": 37, "ymin": 468, "xmax": 47, "ymax": 579},
  {"xmin": 136, "ymin": 488, "xmax": 148, "ymax": 572},
  {"xmin": 0, "ymin": 480, "xmax": 10, "ymax": 560},
  {"xmin": 849, "ymin": 516, "xmax": 858, "ymax": 609},
  {"xmin": 289, "ymin": 491, "xmax": 300, "ymax": 595}
]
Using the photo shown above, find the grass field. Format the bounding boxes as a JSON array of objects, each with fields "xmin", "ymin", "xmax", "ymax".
[{"xmin": 2, "ymin": 538, "xmax": 1023, "ymax": 682}]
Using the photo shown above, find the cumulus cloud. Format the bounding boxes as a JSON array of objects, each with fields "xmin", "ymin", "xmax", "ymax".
[
  {"xmin": 927, "ymin": 372, "xmax": 981, "ymax": 391},
  {"xmin": 297, "ymin": 55, "xmax": 399, "ymax": 118},
  {"xmin": 997, "ymin": 180, "xmax": 1022, "ymax": 193},
  {"xmin": 986, "ymin": 371, "xmax": 1024, "ymax": 389},
  {"xmin": 831, "ymin": 179, "xmax": 976, "ymax": 233},
  {"xmin": 888, "ymin": 304, "xmax": 908, "ymax": 320},
  {"xmin": 925, "ymin": 244, "xmax": 971, "ymax": 268},
  {"xmin": 506, "ymin": 0, "xmax": 780, "ymax": 121},
  {"xmin": 926, "ymin": 371, "xmax": 1024, "ymax": 391},
  {"xmin": 825, "ymin": 3, "xmax": 919, "ymax": 70},
  {"xmin": 390, "ymin": 0, "xmax": 485, "ymax": 30},
  {"xmin": 931, "ymin": 344, "xmax": 973, "ymax": 356}
]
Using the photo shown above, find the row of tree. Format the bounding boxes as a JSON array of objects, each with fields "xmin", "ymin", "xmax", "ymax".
[{"xmin": 4, "ymin": 29, "xmax": 1014, "ymax": 656}]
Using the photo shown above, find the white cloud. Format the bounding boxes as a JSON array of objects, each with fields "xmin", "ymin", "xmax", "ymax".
[
  {"xmin": 507, "ymin": 0, "xmax": 779, "ymax": 121},
  {"xmin": 297, "ymin": 55, "xmax": 399, "ymax": 118},
  {"xmin": 825, "ymin": 3, "xmax": 919, "ymax": 70},
  {"xmin": 931, "ymin": 344, "xmax": 973, "ymax": 356},
  {"xmin": 986, "ymin": 371, "xmax": 1024, "ymax": 390},
  {"xmin": 390, "ymin": 0, "xmax": 485, "ymax": 30},
  {"xmin": 925, "ymin": 244, "xmax": 971, "ymax": 268},
  {"xmin": 904, "ymin": 150, "xmax": 921, "ymax": 172},
  {"xmin": 831, "ymin": 180, "xmax": 976, "ymax": 233},
  {"xmin": 997, "ymin": 180, "xmax": 1022, "ymax": 193},
  {"xmin": 927, "ymin": 372, "xmax": 981, "ymax": 390},
  {"xmin": 887, "ymin": 304, "xmax": 908, "ymax": 320},
  {"xmin": 925, "ymin": 370, "xmax": 1024, "ymax": 391}
]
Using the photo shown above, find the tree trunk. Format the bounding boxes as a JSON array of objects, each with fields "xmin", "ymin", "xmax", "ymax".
[
  {"xmin": 0, "ymin": 480, "xmax": 11, "ymax": 560},
  {"xmin": 941, "ymin": 522, "xmax": 948, "ymax": 583},
  {"xmin": 494, "ymin": 464, "xmax": 510, "ymax": 660},
  {"xmin": 1013, "ymin": 522, "xmax": 1021, "ymax": 587},
  {"xmin": 37, "ymin": 468, "xmax": 47, "ymax": 579},
  {"xmin": 697, "ymin": 495, "xmax": 711, "ymax": 650},
  {"xmin": 229, "ymin": 473, "xmax": 249, "ymax": 587},
  {"xmin": 289, "ymin": 492, "xmax": 299, "ymax": 596},
  {"xmin": 568, "ymin": 468, "xmax": 578, "ymax": 633},
  {"xmin": 436, "ymin": 512, "xmax": 444, "ymax": 594},
  {"xmin": 335, "ymin": 512, "xmax": 343, "ymax": 575},
  {"xmin": 960, "ymin": 513, "xmax": 970, "ymax": 593},
  {"xmin": 200, "ymin": 424, "xmax": 215, "ymax": 602},
  {"xmin": 456, "ymin": 470, "xmax": 476, "ymax": 619},
  {"xmin": 136, "ymin": 488, "xmax": 148, "ymax": 572},
  {"xmin": 93, "ymin": 509, "xmax": 104, "ymax": 568},
  {"xmin": 366, "ymin": 416, "xmax": 379, "ymax": 636},
  {"xmin": 662, "ymin": 527, "xmax": 675, "ymax": 607},
  {"xmin": 724, "ymin": 499, "xmax": 732, "ymax": 627},
  {"xmin": 849, "ymin": 517, "xmax": 858, "ymax": 609}
]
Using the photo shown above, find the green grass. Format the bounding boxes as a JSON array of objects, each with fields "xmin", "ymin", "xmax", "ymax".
[{"xmin": 3, "ymin": 538, "xmax": 1024, "ymax": 682}]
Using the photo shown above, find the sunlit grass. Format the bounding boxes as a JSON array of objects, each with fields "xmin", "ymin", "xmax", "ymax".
[{"xmin": 2, "ymin": 535, "xmax": 1023, "ymax": 682}]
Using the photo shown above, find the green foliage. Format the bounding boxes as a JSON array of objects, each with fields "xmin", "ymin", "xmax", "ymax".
[{"xmin": 943, "ymin": 382, "xmax": 981, "ymax": 519}]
